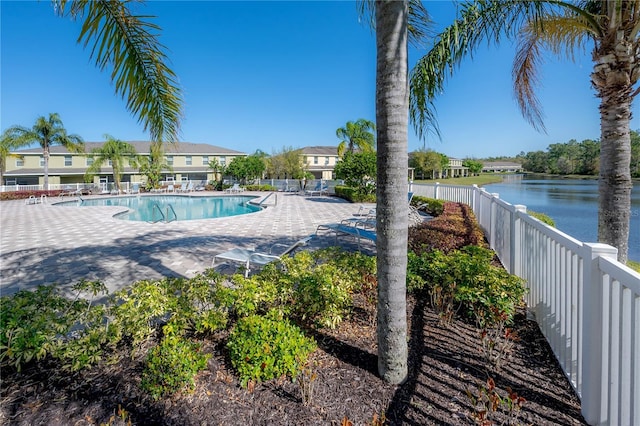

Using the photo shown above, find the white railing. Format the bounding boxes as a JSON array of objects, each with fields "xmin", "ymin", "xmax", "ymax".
[{"xmin": 413, "ymin": 182, "xmax": 640, "ymax": 426}]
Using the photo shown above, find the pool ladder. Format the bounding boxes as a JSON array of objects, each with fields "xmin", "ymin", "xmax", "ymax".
[{"xmin": 150, "ymin": 203, "xmax": 178, "ymax": 223}]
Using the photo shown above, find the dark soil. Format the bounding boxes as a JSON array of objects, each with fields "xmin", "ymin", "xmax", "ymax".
[{"xmin": 1, "ymin": 290, "xmax": 586, "ymax": 426}]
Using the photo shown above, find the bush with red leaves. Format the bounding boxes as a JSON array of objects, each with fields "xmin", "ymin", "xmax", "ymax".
[{"xmin": 408, "ymin": 201, "xmax": 487, "ymax": 255}]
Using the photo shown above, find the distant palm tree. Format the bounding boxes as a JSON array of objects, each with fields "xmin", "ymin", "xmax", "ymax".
[
  {"xmin": 4, "ymin": 113, "xmax": 84, "ymax": 190},
  {"xmin": 336, "ymin": 119, "xmax": 376, "ymax": 157},
  {"xmin": 410, "ymin": 0, "xmax": 639, "ymax": 263},
  {"xmin": 0, "ymin": 130, "xmax": 24, "ymax": 185},
  {"xmin": 85, "ymin": 135, "xmax": 139, "ymax": 193},
  {"xmin": 138, "ymin": 144, "xmax": 172, "ymax": 191}
]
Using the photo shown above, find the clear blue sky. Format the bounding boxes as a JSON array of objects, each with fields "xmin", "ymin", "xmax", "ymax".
[{"xmin": 2, "ymin": 1, "xmax": 638, "ymax": 159}]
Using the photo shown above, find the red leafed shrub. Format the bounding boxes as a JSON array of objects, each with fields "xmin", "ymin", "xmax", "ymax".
[
  {"xmin": 408, "ymin": 202, "xmax": 487, "ymax": 255},
  {"xmin": 0, "ymin": 190, "xmax": 63, "ymax": 201}
]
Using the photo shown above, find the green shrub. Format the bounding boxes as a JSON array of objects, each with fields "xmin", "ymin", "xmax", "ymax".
[
  {"xmin": 110, "ymin": 279, "xmax": 174, "ymax": 349},
  {"xmin": 141, "ymin": 336, "xmax": 210, "ymax": 400},
  {"xmin": 293, "ymin": 263, "xmax": 353, "ymax": 328},
  {"xmin": 244, "ymin": 184, "xmax": 277, "ymax": 191},
  {"xmin": 313, "ymin": 247, "xmax": 377, "ymax": 293},
  {"xmin": 407, "ymin": 246, "xmax": 527, "ymax": 325},
  {"xmin": 227, "ymin": 311, "xmax": 316, "ymax": 387},
  {"xmin": 0, "ymin": 281, "xmax": 116, "ymax": 372},
  {"xmin": 528, "ymin": 210, "xmax": 555, "ymax": 227},
  {"xmin": 411, "ymin": 196, "xmax": 445, "ymax": 216},
  {"xmin": 333, "ymin": 185, "xmax": 376, "ymax": 203},
  {"xmin": 227, "ymin": 274, "xmax": 281, "ymax": 317}
]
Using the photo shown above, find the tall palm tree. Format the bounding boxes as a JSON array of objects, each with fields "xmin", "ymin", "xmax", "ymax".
[
  {"xmin": 4, "ymin": 113, "xmax": 84, "ymax": 190},
  {"xmin": 0, "ymin": 130, "xmax": 23, "ymax": 186},
  {"xmin": 85, "ymin": 135, "xmax": 139, "ymax": 193},
  {"xmin": 410, "ymin": 0, "xmax": 639, "ymax": 263},
  {"xmin": 54, "ymin": 0, "xmax": 183, "ymax": 143},
  {"xmin": 374, "ymin": 0, "xmax": 410, "ymax": 385},
  {"xmin": 354, "ymin": 0, "xmax": 431, "ymax": 384},
  {"xmin": 336, "ymin": 119, "xmax": 376, "ymax": 157}
]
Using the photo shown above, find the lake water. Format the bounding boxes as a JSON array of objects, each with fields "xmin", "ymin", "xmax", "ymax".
[{"xmin": 484, "ymin": 175, "xmax": 639, "ymax": 262}]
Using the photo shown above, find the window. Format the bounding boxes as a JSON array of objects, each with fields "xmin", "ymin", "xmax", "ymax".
[
  {"xmin": 64, "ymin": 155, "xmax": 72, "ymax": 166},
  {"xmin": 202, "ymin": 156, "xmax": 209, "ymax": 165},
  {"xmin": 86, "ymin": 157, "xmax": 94, "ymax": 166},
  {"xmin": 186, "ymin": 155, "xmax": 192, "ymax": 166},
  {"xmin": 325, "ymin": 156, "xmax": 330, "ymax": 165},
  {"xmin": 40, "ymin": 156, "xmax": 45, "ymax": 167},
  {"xmin": 219, "ymin": 156, "xmax": 226, "ymax": 166},
  {"xmin": 166, "ymin": 155, "xmax": 174, "ymax": 166},
  {"xmin": 108, "ymin": 160, "xmax": 113, "ymax": 167},
  {"xmin": 16, "ymin": 158, "xmax": 24, "ymax": 167},
  {"xmin": 314, "ymin": 156, "xmax": 319, "ymax": 165}
]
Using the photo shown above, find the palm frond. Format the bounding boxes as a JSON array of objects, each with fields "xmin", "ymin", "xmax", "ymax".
[
  {"xmin": 55, "ymin": 0, "xmax": 183, "ymax": 143},
  {"xmin": 513, "ymin": 15, "xmax": 592, "ymax": 131},
  {"xmin": 409, "ymin": 0, "xmax": 587, "ymax": 139},
  {"xmin": 357, "ymin": 0, "xmax": 433, "ymax": 48}
]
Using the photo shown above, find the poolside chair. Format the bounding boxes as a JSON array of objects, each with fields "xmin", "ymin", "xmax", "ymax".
[
  {"xmin": 316, "ymin": 219, "xmax": 376, "ymax": 251},
  {"xmin": 305, "ymin": 181, "xmax": 328, "ymax": 196},
  {"xmin": 225, "ymin": 183, "xmax": 244, "ymax": 193},
  {"xmin": 177, "ymin": 182, "xmax": 188, "ymax": 192},
  {"xmin": 212, "ymin": 235, "xmax": 315, "ymax": 277}
]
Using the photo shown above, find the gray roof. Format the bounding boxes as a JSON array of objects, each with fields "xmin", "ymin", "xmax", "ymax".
[
  {"xmin": 12, "ymin": 141, "xmax": 245, "ymax": 156},
  {"xmin": 482, "ymin": 161, "xmax": 523, "ymax": 167},
  {"xmin": 301, "ymin": 146, "xmax": 339, "ymax": 156}
]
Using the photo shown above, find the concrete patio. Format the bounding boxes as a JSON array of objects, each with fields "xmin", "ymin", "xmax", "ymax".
[{"xmin": 0, "ymin": 192, "xmax": 373, "ymax": 297}]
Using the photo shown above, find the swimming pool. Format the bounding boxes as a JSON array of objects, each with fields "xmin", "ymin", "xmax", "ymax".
[{"xmin": 56, "ymin": 195, "xmax": 261, "ymax": 222}]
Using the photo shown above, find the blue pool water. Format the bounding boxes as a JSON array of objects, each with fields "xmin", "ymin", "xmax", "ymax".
[{"xmin": 57, "ymin": 195, "xmax": 261, "ymax": 222}]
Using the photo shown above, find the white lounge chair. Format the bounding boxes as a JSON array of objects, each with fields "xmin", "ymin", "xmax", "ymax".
[
  {"xmin": 212, "ymin": 235, "xmax": 315, "ymax": 277},
  {"xmin": 225, "ymin": 183, "xmax": 245, "ymax": 193},
  {"xmin": 305, "ymin": 181, "xmax": 328, "ymax": 196},
  {"xmin": 316, "ymin": 220, "xmax": 376, "ymax": 251}
]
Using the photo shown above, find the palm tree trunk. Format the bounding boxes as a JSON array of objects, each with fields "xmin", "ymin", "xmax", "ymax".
[
  {"xmin": 592, "ymin": 40, "xmax": 634, "ymax": 264},
  {"xmin": 597, "ymin": 96, "xmax": 632, "ymax": 264},
  {"xmin": 43, "ymin": 148, "xmax": 50, "ymax": 191},
  {"xmin": 375, "ymin": 0, "xmax": 409, "ymax": 385}
]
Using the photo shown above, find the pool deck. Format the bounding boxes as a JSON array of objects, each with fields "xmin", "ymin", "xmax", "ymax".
[{"xmin": 0, "ymin": 192, "xmax": 374, "ymax": 297}]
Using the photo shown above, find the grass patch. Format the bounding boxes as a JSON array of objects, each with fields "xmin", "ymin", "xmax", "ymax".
[
  {"xmin": 628, "ymin": 260, "xmax": 640, "ymax": 273},
  {"xmin": 413, "ymin": 173, "xmax": 506, "ymax": 186}
]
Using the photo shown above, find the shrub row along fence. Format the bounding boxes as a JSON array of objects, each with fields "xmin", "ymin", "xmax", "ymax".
[{"xmin": 411, "ymin": 182, "xmax": 640, "ymax": 426}]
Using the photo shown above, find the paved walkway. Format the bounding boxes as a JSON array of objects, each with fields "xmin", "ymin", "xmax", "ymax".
[{"xmin": 0, "ymin": 192, "xmax": 374, "ymax": 297}]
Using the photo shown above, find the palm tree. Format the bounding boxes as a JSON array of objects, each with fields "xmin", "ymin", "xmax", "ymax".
[
  {"xmin": 3, "ymin": 113, "xmax": 84, "ymax": 190},
  {"xmin": 0, "ymin": 130, "xmax": 23, "ymax": 186},
  {"xmin": 138, "ymin": 144, "xmax": 173, "ymax": 191},
  {"xmin": 53, "ymin": 0, "xmax": 183, "ymax": 143},
  {"xmin": 336, "ymin": 119, "xmax": 376, "ymax": 157},
  {"xmin": 85, "ymin": 135, "xmax": 139, "ymax": 193},
  {"xmin": 374, "ymin": 0, "xmax": 410, "ymax": 385},
  {"xmin": 410, "ymin": 0, "xmax": 639, "ymax": 263}
]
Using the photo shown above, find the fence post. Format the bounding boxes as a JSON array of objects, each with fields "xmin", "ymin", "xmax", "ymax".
[
  {"xmin": 489, "ymin": 193, "xmax": 499, "ymax": 249},
  {"xmin": 510, "ymin": 205, "xmax": 527, "ymax": 276},
  {"xmin": 434, "ymin": 182, "xmax": 440, "ymax": 200},
  {"xmin": 581, "ymin": 242, "xmax": 618, "ymax": 425}
]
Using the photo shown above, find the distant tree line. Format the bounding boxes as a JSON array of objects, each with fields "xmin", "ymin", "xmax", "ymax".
[{"xmin": 518, "ymin": 130, "xmax": 640, "ymax": 177}]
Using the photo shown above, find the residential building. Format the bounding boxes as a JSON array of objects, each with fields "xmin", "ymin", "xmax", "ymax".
[
  {"xmin": 446, "ymin": 158, "xmax": 469, "ymax": 178},
  {"xmin": 481, "ymin": 161, "xmax": 523, "ymax": 173},
  {"xmin": 300, "ymin": 146, "xmax": 340, "ymax": 180},
  {"xmin": 3, "ymin": 141, "xmax": 245, "ymax": 188}
]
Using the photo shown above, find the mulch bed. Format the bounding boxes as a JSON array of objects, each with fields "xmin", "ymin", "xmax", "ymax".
[{"xmin": 0, "ymin": 287, "xmax": 586, "ymax": 426}]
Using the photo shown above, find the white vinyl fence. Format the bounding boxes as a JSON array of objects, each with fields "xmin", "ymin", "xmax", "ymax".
[{"xmin": 411, "ymin": 182, "xmax": 640, "ymax": 426}]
